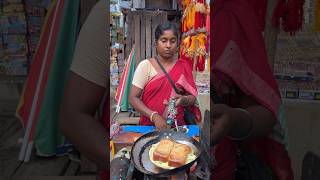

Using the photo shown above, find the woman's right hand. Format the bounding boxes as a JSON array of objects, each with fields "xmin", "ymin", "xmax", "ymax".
[
  {"xmin": 210, "ymin": 104, "xmax": 236, "ymax": 145},
  {"xmin": 153, "ymin": 114, "xmax": 169, "ymax": 131}
]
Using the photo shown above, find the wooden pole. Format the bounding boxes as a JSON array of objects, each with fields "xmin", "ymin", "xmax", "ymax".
[{"xmin": 264, "ymin": 0, "xmax": 279, "ymax": 71}]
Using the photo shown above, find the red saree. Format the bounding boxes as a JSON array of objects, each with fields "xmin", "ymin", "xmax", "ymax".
[
  {"xmin": 139, "ymin": 59, "xmax": 200, "ymax": 126},
  {"xmin": 212, "ymin": 0, "xmax": 293, "ymax": 179}
]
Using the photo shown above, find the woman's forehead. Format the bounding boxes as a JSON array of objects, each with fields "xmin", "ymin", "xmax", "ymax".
[{"xmin": 159, "ymin": 30, "xmax": 176, "ymax": 38}]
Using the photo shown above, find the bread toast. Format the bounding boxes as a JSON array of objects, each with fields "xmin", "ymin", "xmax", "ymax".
[
  {"xmin": 168, "ymin": 143, "xmax": 191, "ymax": 167},
  {"xmin": 153, "ymin": 139, "xmax": 175, "ymax": 162}
]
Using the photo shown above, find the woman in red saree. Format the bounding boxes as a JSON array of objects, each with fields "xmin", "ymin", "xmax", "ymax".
[
  {"xmin": 211, "ymin": 0, "xmax": 294, "ymax": 179},
  {"xmin": 129, "ymin": 22, "xmax": 200, "ymax": 130}
]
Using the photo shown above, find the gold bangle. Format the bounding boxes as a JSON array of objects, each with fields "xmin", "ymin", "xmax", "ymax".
[
  {"xmin": 228, "ymin": 108, "xmax": 254, "ymax": 141},
  {"xmin": 150, "ymin": 111, "xmax": 158, "ymax": 122}
]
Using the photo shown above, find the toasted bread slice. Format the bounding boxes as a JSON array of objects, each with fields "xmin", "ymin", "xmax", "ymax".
[
  {"xmin": 153, "ymin": 139, "xmax": 175, "ymax": 162},
  {"xmin": 168, "ymin": 143, "xmax": 191, "ymax": 167}
]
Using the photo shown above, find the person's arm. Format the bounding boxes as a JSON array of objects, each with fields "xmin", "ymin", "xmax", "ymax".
[
  {"xmin": 59, "ymin": 72, "xmax": 107, "ymax": 169},
  {"xmin": 210, "ymin": 93, "xmax": 276, "ymax": 145},
  {"xmin": 174, "ymin": 94, "xmax": 196, "ymax": 106},
  {"xmin": 129, "ymin": 85, "xmax": 168, "ymax": 130}
]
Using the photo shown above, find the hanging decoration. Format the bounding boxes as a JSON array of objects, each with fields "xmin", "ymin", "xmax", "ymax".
[
  {"xmin": 179, "ymin": 0, "xmax": 209, "ymax": 72},
  {"xmin": 271, "ymin": 0, "xmax": 305, "ymax": 34}
]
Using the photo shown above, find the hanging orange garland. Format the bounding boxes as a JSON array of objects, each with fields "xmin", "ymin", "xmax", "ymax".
[{"xmin": 179, "ymin": 0, "xmax": 209, "ymax": 72}]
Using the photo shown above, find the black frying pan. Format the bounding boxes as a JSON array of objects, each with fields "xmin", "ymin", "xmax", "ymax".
[{"xmin": 130, "ymin": 129, "xmax": 202, "ymax": 177}]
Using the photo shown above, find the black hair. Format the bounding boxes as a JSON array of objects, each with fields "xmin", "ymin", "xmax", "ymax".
[{"xmin": 154, "ymin": 22, "xmax": 178, "ymax": 41}]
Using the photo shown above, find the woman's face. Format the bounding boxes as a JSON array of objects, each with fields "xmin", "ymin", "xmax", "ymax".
[{"xmin": 156, "ymin": 29, "xmax": 177, "ymax": 59}]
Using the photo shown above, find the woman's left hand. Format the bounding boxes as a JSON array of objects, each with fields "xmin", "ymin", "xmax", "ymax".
[
  {"xmin": 163, "ymin": 95, "xmax": 188, "ymax": 107},
  {"xmin": 173, "ymin": 94, "xmax": 188, "ymax": 106}
]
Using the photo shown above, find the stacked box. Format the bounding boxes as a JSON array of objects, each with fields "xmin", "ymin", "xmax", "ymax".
[
  {"xmin": 275, "ymin": 13, "xmax": 320, "ymax": 101},
  {"xmin": 0, "ymin": 14, "xmax": 27, "ymax": 34},
  {"xmin": 110, "ymin": 57, "xmax": 119, "ymax": 86},
  {"xmin": 25, "ymin": 0, "xmax": 46, "ymax": 64},
  {"xmin": 0, "ymin": 0, "xmax": 28, "ymax": 76},
  {"xmin": 195, "ymin": 71, "xmax": 210, "ymax": 94}
]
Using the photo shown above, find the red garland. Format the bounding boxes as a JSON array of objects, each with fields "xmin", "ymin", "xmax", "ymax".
[
  {"xmin": 197, "ymin": 56, "xmax": 205, "ymax": 71},
  {"xmin": 241, "ymin": 0, "xmax": 305, "ymax": 34},
  {"xmin": 272, "ymin": 0, "xmax": 304, "ymax": 34}
]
